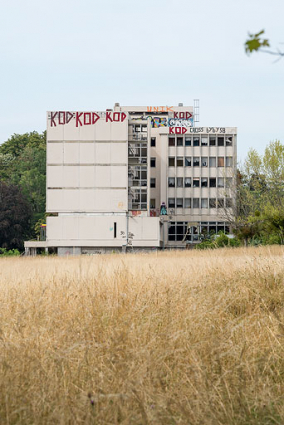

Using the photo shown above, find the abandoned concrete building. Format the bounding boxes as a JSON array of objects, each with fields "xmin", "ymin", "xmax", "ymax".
[{"xmin": 24, "ymin": 103, "xmax": 237, "ymax": 255}]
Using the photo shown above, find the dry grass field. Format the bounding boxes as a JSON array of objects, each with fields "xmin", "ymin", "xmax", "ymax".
[{"xmin": 1, "ymin": 246, "xmax": 284, "ymax": 424}]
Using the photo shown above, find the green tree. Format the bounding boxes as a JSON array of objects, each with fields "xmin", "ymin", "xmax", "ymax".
[{"xmin": 245, "ymin": 30, "xmax": 284, "ymax": 59}]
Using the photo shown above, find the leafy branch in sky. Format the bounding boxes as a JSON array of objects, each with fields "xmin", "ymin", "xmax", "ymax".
[{"xmin": 245, "ymin": 30, "xmax": 284, "ymax": 60}]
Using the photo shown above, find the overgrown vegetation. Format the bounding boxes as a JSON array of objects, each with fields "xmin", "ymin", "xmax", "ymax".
[{"xmin": 1, "ymin": 247, "xmax": 284, "ymax": 424}]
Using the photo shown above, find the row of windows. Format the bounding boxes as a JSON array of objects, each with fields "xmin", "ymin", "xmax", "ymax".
[
  {"xmin": 168, "ymin": 135, "xmax": 233, "ymax": 147},
  {"xmin": 167, "ymin": 177, "xmax": 233, "ymax": 188},
  {"xmin": 167, "ymin": 197, "xmax": 233, "ymax": 209},
  {"xmin": 168, "ymin": 221, "xmax": 230, "ymax": 241},
  {"xmin": 167, "ymin": 156, "xmax": 233, "ymax": 167}
]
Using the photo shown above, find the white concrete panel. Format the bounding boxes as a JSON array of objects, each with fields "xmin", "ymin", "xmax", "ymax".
[
  {"xmin": 46, "ymin": 217, "xmax": 63, "ymax": 240},
  {"xmin": 77, "ymin": 123, "xmax": 96, "ymax": 141},
  {"xmin": 111, "ymin": 166, "xmax": 127, "ymax": 188},
  {"xmin": 79, "ymin": 167, "xmax": 95, "ymax": 188},
  {"xmin": 95, "ymin": 166, "xmax": 111, "ymax": 187},
  {"xmin": 94, "ymin": 120, "xmax": 111, "ymax": 140},
  {"xmin": 47, "ymin": 124, "xmax": 64, "ymax": 141},
  {"xmin": 111, "ymin": 189, "xmax": 128, "ymax": 211},
  {"xmin": 62, "ymin": 216, "xmax": 79, "ymax": 240},
  {"xmin": 47, "ymin": 143, "xmax": 63, "ymax": 164},
  {"xmin": 79, "ymin": 190, "xmax": 96, "ymax": 211},
  {"xmin": 47, "ymin": 189, "xmax": 64, "ymax": 211},
  {"xmin": 63, "ymin": 166, "xmax": 79, "ymax": 188},
  {"xmin": 95, "ymin": 144, "xmax": 111, "ymax": 163},
  {"xmin": 47, "ymin": 166, "xmax": 64, "ymax": 188},
  {"xmin": 110, "ymin": 143, "xmax": 127, "ymax": 164},
  {"xmin": 63, "ymin": 124, "xmax": 80, "ymax": 141},
  {"xmin": 80, "ymin": 143, "xmax": 95, "ymax": 163},
  {"xmin": 64, "ymin": 143, "xmax": 80, "ymax": 164},
  {"xmin": 63, "ymin": 190, "xmax": 80, "ymax": 211}
]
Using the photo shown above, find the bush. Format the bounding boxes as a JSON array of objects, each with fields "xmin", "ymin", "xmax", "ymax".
[{"xmin": 0, "ymin": 248, "xmax": 21, "ymax": 256}]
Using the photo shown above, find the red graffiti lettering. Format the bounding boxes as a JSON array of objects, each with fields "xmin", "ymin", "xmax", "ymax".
[
  {"xmin": 58, "ymin": 111, "xmax": 65, "ymax": 125},
  {"xmin": 121, "ymin": 112, "xmax": 126, "ymax": 122},
  {"xmin": 186, "ymin": 112, "xmax": 192, "ymax": 119},
  {"xmin": 174, "ymin": 112, "xmax": 178, "ymax": 119},
  {"xmin": 106, "ymin": 112, "xmax": 113, "ymax": 122},
  {"xmin": 51, "ymin": 112, "xmax": 58, "ymax": 127},
  {"xmin": 66, "ymin": 112, "xmax": 74, "ymax": 123},
  {"xmin": 84, "ymin": 112, "xmax": 92, "ymax": 125},
  {"xmin": 113, "ymin": 112, "xmax": 120, "ymax": 121},
  {"xmin": 169, "ymin": 127, "xmax": 174, "ymax": 134},
  {"xmin": 92, "ymin": 112, "xmax": 100, "ymax": 124},
  {"xmin": 76, "ymin": 112, "xmax": 83, "ymax": 127},
  {"xmin": 166, "ymin": 106, "xmax": 173, "ymax": 112},
  {"xmin": 169, "ymin": 127, "xmax": 187, "ymax": 134}
]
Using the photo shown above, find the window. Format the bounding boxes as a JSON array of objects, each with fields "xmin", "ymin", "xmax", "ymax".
[
  {"xmin": 226, "ymin": 136, "xmax": 233, "ymax": 146},
  {"xmin": 177, "ymin": 177, "xmax": 183, "ymax": 188},
  {"xmin": 201, "ymin": 178, "xmax": 208, "ymax": 187},
  {"xmin": 185, "ymin": 177, "xmax": 191, "ymax": 187},
  {"xmin": 201, "ymin": 157, "xmax": 208, "ymax": 167},
  {"xmin": 177, "ymin": 198, "xmax": 183, "ymax": 208},
  {"xmin": 201, "ymin": 136, "xmax": 208, "ymax": 146},
  {"xmin": 185, "ymin": 137, "xmax": 191, "ymax": 146},
  {"xmin": 226, "ymin": 156, "xmax": 233, "ymax": 167},
  {"xmin": 218, "ymin": 177, "xmax": 224, "ymax": 188},
  {"xmin": 209, "ymin": 198, "xmax": 216, "ymax": 208},
  {"xmin": 193, "ymin": 137, "xmax": 200, "ymax": 146},
  {"xmin": 185, "ymin": 198, "xmax": 191, "ymax": 208},
  {"xmin": 141, "ymin": 125, "xmax": 147, "ymax": 132},
  {"xmin": 150, "ymin": 178, "xmax": 156, "ymax": 188},
  {"xmin": 114, "ymin": 222, "xmax": 117, "ymax": 238},
  {"xmin": 151, "ymin": 157, "xmax": 156, "ymax": 167},
  {"xmin": 217, "ymin": 198, "xmax": 224, "ymax": 208},
  {"xmin": 185, "ymin": 157, "xmax": 191, "ymax": 167},
  {"xmin": 177, "ymin": 137, "xmax": 183, "ymax": 146},
  {"xmin": 168, "ymin": 177, "xmax": 175, "ymax": 187},
  {"xmin": 201, "ymin": 198, "xmax": 208, "ymax": 208},
  {"xmin": 168, "ymin": 198, "xmax": 175, "ymax": 208},
  {"xmin": 169, "ymin": 137, "xmax": 175, "ymax": 147},
  {"xmin": 209, "ymin": 136, "xmax": 216, "ymax": 146},
  {"xmin": 209, "ymin": 157, "xmax": 216, "ymax": 167},
  {"xmin": 193, "ymin": 157, "xmax": 200, "ymax": 166},
  {"xmin": 168, "ymin": 157, "xmax": 175, "ymax": 167},
  {"xmin": 150, "ymin": 198, "xmax": 156, "ymax": 209},
  {"xmin": 168, "ymin": 222, "xmax": 187, "ymax": 242},
  {"xmin": 151, "ymin": 137, "xmax": 156, "ymax": 147},
  {"xmin": 193, "ymin": 178, "xmax": 200, "ymax": 188},
  {"xmin": 177, "ymin": 157, "xmax": 183, "ymax": 167},
  {"xmin": 225, "ymin": 177, "xmax": 233, "ymax": 188},
  {"xmin": 226, "ymin": 198, "xmax": 233, "ymax": 208},
  {"xmin": 193, "ymin": 198, "xmax": 199, "ymax": 208},
  {"xmin": 209, "ymin": 178, "xmax": 216, "ymax": 188},
  {"xmin": 218, "ymin": 157, "xmax": 224, "ymax": 167},
  {"xmin": 217, "ymin": 137, "xmax": 224, "ymax": 146}
]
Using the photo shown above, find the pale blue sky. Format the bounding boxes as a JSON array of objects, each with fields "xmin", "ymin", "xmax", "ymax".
[{"xmin": 0, "ymin": 0, "xmax": 283, "ymax": 161}]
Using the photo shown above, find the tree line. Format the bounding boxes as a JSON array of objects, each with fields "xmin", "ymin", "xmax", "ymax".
[{"xmin": 0, "ymin": 132, "xmax": 284, "ymax": 250}]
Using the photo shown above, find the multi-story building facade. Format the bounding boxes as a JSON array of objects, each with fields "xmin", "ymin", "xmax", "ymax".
[{"xmin": 24, "ymin": 103, "xmax": 237, "ymax": 255}]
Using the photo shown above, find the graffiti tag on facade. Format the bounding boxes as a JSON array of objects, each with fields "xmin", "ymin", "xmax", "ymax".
[
  {"xmin": 147, "ymin": 106, "xmax": 173, "ymax": 112},
  {"xmin": 168, "ymin": 118, "xmax": 193, "ymax": 128},
  {"xmin": 152, "ymin": 117, "xmax": 167, "ymax": 128},
  {"xmin": 48, "ymin": 111, "xmax": 126, "ymax": 127}
]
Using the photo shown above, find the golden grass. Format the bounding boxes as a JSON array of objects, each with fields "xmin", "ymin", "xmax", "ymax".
[{"xmin": 1, "ymin": 246, "xmax": 284, "ymax": 424}]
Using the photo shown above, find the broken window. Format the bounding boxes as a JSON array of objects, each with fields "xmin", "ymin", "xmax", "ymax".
[
  {"xmin": 201, "ymin": 178, "xmax": 208, "ymax": 187},
  {"xmin": 150, "ymin": 198, "xmax": 156, "ymax": 209},
  {"xmin": 193, "ymin": 157, "xmax": 200, "ymax": 166},
  {"xmin": 217, "ymin": 137, "xmax": 224, "ymax": 146},
  {"xmin": 185, "ymin": 137, "xmax": 192, "ymax": 146},
  {"xmin": 193, "ymin": 137, "xmax": 200, "ymax": 146},
  {"xmin": 218, "ymin": 177, "xmax": 224, "ymax": 188},
  {"xmin": 193, "ymin": 198, "xmax": 199, "ymax": 208},
  {"xmin": 177, "ymin": 177, "xmax": 183, "ymax": 188},
  {"xmin": 169, "ymin": 137, "xmax": 175, "ymax": 147},
  {"xmin": 168, "ymin": 157, "xmax": 175, "ymax": 167},
  {"xmin": 193, "ymin": 178, "xmax": 200, "ymax": 188},
  {"xmin": 209, "ymin": 157, "xmax": 216, "ymax": 167},
  {"xmin": 185, "ymin": 177, "xmax": 191, "ymax": 187},
  {"xmin": 177, "ymin": 157, "xmax": 184, "ymax": 167},
  {"xmin": 168, "ymin": 177, "xmax": 175, "ymax": 187},
  {"xmin": 217, "ymin": 198, "xmax": 224, "ymax": 208},
  {"xmin": 177, "ymin": 137, "xmax": 183, "ymax": 146},
  {"xmin": 201, "ymin": 198, "xmax": 208, "ymax": 209},
  {"xmin": 201, "ymin": 136, "xmax": 208, "ymax": 146},
  {"xmin": 209, "ymin": 178, "xmax": 216, "ymax": 188},
  {"xmin": 185, "ymin": 198, "xmax": 191, "ymax": 208},
  {"xmin": 209, "ymin": 198, "xmax": 216, "ymax": 208},
  {"xmin": 201, "ymin": 157, "xmax": 208, "ymax": 167},
  {"xmin": 226, "ymin": 136, "xmax": 233, "ymax": 146},
  {"xmin": 177, "ymin": 198, "xmax": 183, "ymax": 208},
  {"xmin": 218, "ymin": 157, "xmax": 224, "ymax": 167},
  {"xmin": 185, "ymin": 157, "xmax": 191, "ymax": 167}
]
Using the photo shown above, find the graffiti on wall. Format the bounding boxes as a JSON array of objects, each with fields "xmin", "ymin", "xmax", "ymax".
[
  {"xmin": 168, "ymin": 118, "xmax": 193, "ymax": 128},
  {"xmin": 169, "ymin": 127, "xmax": 227, "ymax": 134},
  {"xmin": 152, "ymin": 117, "xmax": 168, "ymax": 128},
  {"xmin": 48, "ymin": 111, "xmax": 127, "ymax": 128},
  {"xmin": 147, "ymin": 106, "xmax": 173, "ymax": 112}
]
